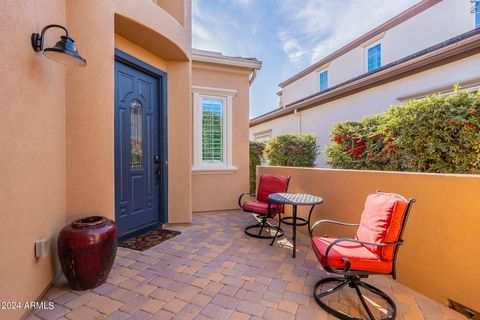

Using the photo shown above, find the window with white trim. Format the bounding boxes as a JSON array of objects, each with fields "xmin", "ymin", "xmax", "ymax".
[
  {"xmin": 367, "ymin": 43, "xmax": 382, "ymax": 72},
  {"xmin": 192, "ymin": 86, "xmax": 237, "ymax": 173},
  {"xmin": 318, "ymin": 70, "xmax": 328, "ymax": 92}
]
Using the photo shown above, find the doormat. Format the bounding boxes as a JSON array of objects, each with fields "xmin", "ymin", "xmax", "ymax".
[{"xmin": 118, "ymin": 229, "xmax": 181, "ymax": 251}]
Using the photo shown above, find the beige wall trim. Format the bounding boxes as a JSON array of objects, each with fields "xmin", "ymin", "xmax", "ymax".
[
  {"xmin": 314, "ymin": 61, "xmax": 331, "ymax": 72},
  {"xmin": 250, "ymin": 34, "xmax": 480, "ymax": 127},
  {"xmin": 192, "ymin": 49, "xmax": 262, "ymax": 70},
  {"xmin": 192, "ymin": 85, "xmax": 237, "ymax": 95},
  {"xmin": 192, "ymin": 167, "xmax": 238, "ymax": 174},
  {"xmin": 360, "ymin": 31, "xmax": 386, "ymax": 48},
  {"xmin": 278, "ymin": 0, "xmax": 441, "ymax": 88}
]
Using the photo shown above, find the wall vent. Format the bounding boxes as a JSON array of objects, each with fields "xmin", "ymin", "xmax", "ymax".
[{"xmin": 448, "ymin": 300, "xmax": 479, "ymax": 319}]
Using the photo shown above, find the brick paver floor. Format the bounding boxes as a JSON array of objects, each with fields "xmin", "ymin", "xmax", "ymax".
[{"xmin": 30, "ymin": 211, "xmax": 463, "ymax": 320}]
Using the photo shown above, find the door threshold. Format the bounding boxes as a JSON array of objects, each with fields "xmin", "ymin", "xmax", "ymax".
[{"xmin": 118, "ymin": 222, "xmax": 161, "ymax": 242}]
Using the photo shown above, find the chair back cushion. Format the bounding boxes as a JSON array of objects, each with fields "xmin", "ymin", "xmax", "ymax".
[
  {"xmin": 355, "ymin": 193, "xmax": 409, "ymax": 261},
  {"xmin": 256, "ymin": 174, "xmax": 289, "ymax": 203}
]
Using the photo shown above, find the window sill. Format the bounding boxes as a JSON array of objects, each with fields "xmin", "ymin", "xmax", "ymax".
[{"xmin": 192, "ymin": 165, "xmax": 238, "ymax": 175}]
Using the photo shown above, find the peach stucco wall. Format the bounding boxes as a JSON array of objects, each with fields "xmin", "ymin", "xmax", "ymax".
[
  {"xmin": 167, "ymin": 61, "xmax": 193, "ymax": 223},
  {"xmin": 0, "ymin": 1, "xmax": 191, "ymax": 318},
  {"xmin": 0, "ymin": 1, "xmax": 66, "ymax": 320},
  {"xmin": 257, "ymin": 166, "xmax": 480, "ymax": 312},
  {"xmin": 191, "ymin": 63, "xmax": 251, "ymax": 212},
  {"xmin": 65, "ymin": 0, "xmax": 115, "ymax": 222}
]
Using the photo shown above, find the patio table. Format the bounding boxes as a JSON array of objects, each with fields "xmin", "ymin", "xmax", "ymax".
[{"xmin": 268, "ymin": 192, "xmax": 324, "ymax": 258}]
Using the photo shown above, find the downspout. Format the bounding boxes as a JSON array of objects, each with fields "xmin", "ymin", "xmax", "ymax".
[
  {"xmin": 294, "ymin": 109, "xmax": 302, "ymax": 133},
  {"xmin": 248, "ymin": 68, "xmax": 257, "ymax": 86}
]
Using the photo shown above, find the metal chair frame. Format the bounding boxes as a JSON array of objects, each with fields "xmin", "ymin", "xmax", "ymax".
[
  {"xmin": 238, "ymin": 176, "xmax": 291, "ymax": 239},
  {"xmin": 309, "ymin": 192, "xmax": 415, "ymax": 320}
]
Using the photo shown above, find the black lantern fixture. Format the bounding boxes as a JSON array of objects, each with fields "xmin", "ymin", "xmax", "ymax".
[{"xmin": 31, "ymin": 24, "xmax": 87, "ymax": 67}]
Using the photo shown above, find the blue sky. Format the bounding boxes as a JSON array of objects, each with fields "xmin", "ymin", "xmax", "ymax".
[{"xmin": 192, "ymin": 0, "xmax": 420, "ymax": 118}]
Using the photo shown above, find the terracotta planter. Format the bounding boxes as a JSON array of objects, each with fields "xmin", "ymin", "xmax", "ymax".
[{"xmin": 58, "ymin": 216, "xmax": 118, "ymax": 290}]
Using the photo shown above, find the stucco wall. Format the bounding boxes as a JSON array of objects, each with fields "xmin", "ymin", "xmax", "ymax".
[
  {"xmin": 251, "ymin": 53, "xmax": 480, "ymax": 167},
  {"xmin": 114, "ymin": 3, "xmax": 193, "ymax": 224},
  {"xmin": 65, "ymin": 0, "xmax": 115, "ymax": 222},
  {"xmin": 0, "ymin": 1, "xmax": 66, "ymax": 319},
  {"xmin": 0, "ymin": 1, "xmax": 192, "ymax": 318},
  {"xmin": 167, "ymin": 61, "xmax": 193, "ymax": 223},
  {"xmin": 258, "ymin": 166, "xmax": 480, "ymax": 312},
  {"xmin": 65, "ymin": 1, "xmax": 193, "ymax": 226},
  {"xmin": 191, "ymin": 63, "xmax": 251, "ymax": 212}
]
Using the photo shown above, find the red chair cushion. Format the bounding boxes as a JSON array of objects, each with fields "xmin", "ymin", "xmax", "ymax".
[
  {"xmin": 382, "ymin": 198, "xmax": 408, "ymax": 260},
  {"xmin": 312, "ymin": 237, "xmax": 392, "ymax": 273},
  {"xmin": 355, "ymin": 193, "xmax": 409, "ymax": 261},
  {"xmin": 256, "ymin": 174, "xmax": 289, "ymax": 203},
  {"xmin": 242, "ymin": 201, "xmax": 283, "ymax": 215}
]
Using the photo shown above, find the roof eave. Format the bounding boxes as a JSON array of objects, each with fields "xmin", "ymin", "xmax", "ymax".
[{"xmin": 192, "ymin": 53, "xmax": 262, "ymax": 70}]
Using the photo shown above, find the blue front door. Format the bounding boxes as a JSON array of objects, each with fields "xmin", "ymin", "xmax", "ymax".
[{"xmin": 114, "ymin": 58, "xmax": 161, "ymax": 237}]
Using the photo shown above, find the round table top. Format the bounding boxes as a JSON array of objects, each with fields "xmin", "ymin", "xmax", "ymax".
[{"xmin": 268, "ymin": 193, "xmax": 324, "ymax": 206}]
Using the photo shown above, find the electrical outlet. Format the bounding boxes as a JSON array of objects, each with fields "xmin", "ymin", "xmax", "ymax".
[{"xmin": 35, "ymin": 239, "xmax": 49, "ymax": 258}]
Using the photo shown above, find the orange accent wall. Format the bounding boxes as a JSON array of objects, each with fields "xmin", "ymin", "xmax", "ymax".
[
  {"xmin": 0, "ymin": 2, "xmax": 67, "ymax": 319},
  {"xmin": 0, "ymin": 1, "xmax": 192, "ymax": 318},
  {"xmin": 257, "ymin": 166, "xmax": 480, "ymax": 312},
  {"xmin": 65, "ymin": 0, "xmax": 115, "ymax": 222}
]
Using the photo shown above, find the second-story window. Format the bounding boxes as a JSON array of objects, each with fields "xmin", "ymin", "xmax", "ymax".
[
  {"xmin": 367, "ymin": 43, "xmax": 382, "ymax": 72},
  {"xmin": 319, "ymin": 70, "xmax": 328, "ymax": 92},
  {"xmin": 476, "ymin": 2, "xmax": 480, "ymax": 27}
]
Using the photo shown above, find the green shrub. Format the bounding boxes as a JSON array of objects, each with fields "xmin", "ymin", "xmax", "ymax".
[
  {"xmin": 249, "ymin": 140, "xmax": 266, "ymax": 193},
  {"xmin": 325, "ymin": 88, "xmax": 480, "ymax": 174},
  {"xmin": 264, "ymin": 134, "xmax": 318, "ymax": 167}
]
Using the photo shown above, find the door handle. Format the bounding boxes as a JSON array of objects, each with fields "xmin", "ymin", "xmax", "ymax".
[{"xmin": 154, "ymin": 156, "xmax": 161, "ymax": 185}]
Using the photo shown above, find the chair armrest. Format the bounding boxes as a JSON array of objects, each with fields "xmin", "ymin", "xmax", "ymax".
[
  {"xmin": 309, "ymin": 219, "xmax": 359, "ymax": 237},
  {"xmin": 323, "ymin": 237, "xmax": 403, "ymax": 274},
  {"xmin": 238, "ymin": 193, "xmax": 255, "ymax": 208}
]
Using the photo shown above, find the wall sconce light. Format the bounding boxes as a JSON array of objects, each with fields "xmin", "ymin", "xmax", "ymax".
[{"xmin": 31, "ymin": 24, "xmax": 87, "ymax": 67}]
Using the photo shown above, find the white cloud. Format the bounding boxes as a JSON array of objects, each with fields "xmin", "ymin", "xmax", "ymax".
[
  {"xmin": 277, "ymin": 30, "xmax": 307, "ymax": 68},
  {"xmin": 231, "ymin": 0, "xmax": 251, "ymax": 6},
  {"xmin": 277, "ymin": 0, "xmax": 420, "ymax": 67},
  {"xmin": 192, "ymin": 0, "xmax": 257, "ymax": 56}
]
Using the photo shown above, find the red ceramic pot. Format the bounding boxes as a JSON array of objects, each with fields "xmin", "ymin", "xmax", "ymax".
[{"xmin": 58, "ymin": 216, "xmax": 118, "ymax": 290}]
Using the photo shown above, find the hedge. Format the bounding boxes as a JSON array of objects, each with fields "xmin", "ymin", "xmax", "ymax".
[
  {"xmin": 249, "ymin": 140, "xmax": 265, "ymax": 193},
  {"xmin": 325, "ymin": 88, "xmax": 480, "ymax": 174},
  {"xmin": 264, "ymin": 134, "xmax": 318, "ymax": 167}
]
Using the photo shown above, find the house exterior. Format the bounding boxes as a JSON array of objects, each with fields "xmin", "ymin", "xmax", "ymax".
[
  {"xmin": 250, "ymin": 0, "xmax": 480, "ymax": 167},
  {"xmin": 0, "ymin": 1, "xmax": 259, "ymax": 319},
  {"xmin": 191, "ymin": 50, "xmax": 261, "ymax": 213}
]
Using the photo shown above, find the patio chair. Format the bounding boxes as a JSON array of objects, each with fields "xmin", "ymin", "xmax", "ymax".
[
  {"xmin": 238, "ymin": 174, "xmax": 290, "ymax": 239},
  {"xmin": 309, "ymin": 192, "xmax": 415, "ymax": 320}
]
